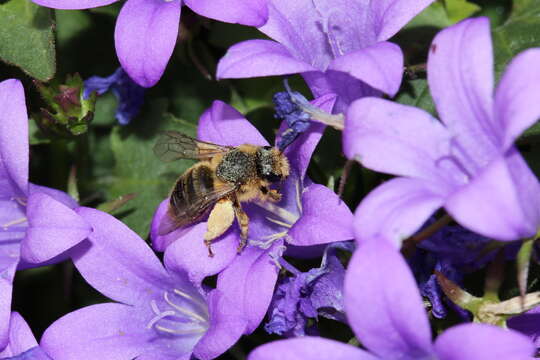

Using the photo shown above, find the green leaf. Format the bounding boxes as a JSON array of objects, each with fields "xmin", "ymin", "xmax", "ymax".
[
  {"xmin": 493, "ymin": 0, "xmax": 540, "ymax": 78},
  {"xmin": 0, "ymin": 0, "xmax": 55, "ymax": 81},
  {"xmin": 395, "ymin": 79, "xmax": 436, "ymax": 116},
  {"xmin": 445, "ymin": 0, "xmax": 481, "ymax": 23},
  {"xmin": 107, "ymin": 102, "xmax": 198, "ymax": 238}
]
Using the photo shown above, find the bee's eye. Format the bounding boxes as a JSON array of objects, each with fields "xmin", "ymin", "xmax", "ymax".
[
  {"xmin": 265, "ymin": 173, "xmax": 281, "ymax": 183},
  {"xmin": 263, "ymin": 146, "xmax": 273, "ymax": 151}
]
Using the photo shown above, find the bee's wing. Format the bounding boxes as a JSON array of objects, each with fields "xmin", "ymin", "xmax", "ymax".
[
  {"xmin": 158, "ymin": 184, "xmax": 238, "ymax": 236},
  {"xmin": 153, "ymin": 131, "xmax": 233, "ymax": 162}
]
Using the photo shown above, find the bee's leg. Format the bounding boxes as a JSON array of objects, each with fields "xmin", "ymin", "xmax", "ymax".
[
  {"xmin": 232, "ymin": 196, "xmax": 250, "ymax": 253},
  {"xmin": 268, "ymin": 189, "xmax": 282, "ymax": 202},
  {"xmin": 204, "ymin": 198, "xmax": 235, "ymax": 257}
]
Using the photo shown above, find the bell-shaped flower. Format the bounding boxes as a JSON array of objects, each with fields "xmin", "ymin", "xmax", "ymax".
[
  {"xmin": 151, "ymin": 98, "xmax": 354, "ymax": 336},
  {"xmin": 39, "ymin": 208, "xmax": 246, "ymax": 360},
  {"xmin": 0, "ymin": 79, "xmax": 91, "ymax": 350},
  {"xmin": 0, "ymin": 312, "xmax": 52, "ymax": 360},
  {"xmin": 249, "ymin": 239, "xmax": 535, "ymax": 360},
  {"xmin": 346, "ymin": 17, "xmax": 540, "ymax": 247},
  {"xmin": 32, "ymin": 0, "xmax": 269, "ymax": 88},
  {"xmin": 217, "ymin": 0, "xmax": 434, "ymax": 112}
]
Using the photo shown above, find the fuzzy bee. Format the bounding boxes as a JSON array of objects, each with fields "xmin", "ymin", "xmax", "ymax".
[{"xmin": 153, "ymin": 131, "xmax": 290, "ymax": 257}]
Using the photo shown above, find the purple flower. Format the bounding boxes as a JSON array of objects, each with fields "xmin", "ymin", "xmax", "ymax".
[
  {"xmin": 32, "ymin": 0, "xmax": 269, "ymax": 88},
  {"xmin": 0, "ymin": 79, "xmax": 91, "ymax": 350},
  {"xmin": 347, "ymin": 17, "xmax": 540, "ymax": 247},
  {"xmin": 217, "ymin": 0, "xmax": 434, "ymax": 112},
  {"xmin": 249, "ymin": 240, "xmax": 535, "ymax": 360},
  {"xmin": 0, "ymin": 312, "xmax": 52, "ymax": 360},
  {"xmin": 265, "ymin": 241, "xmax": 353, "ymax": 336},
  {"xmin": 83, "ymin": 68, "xmax": 145, "ymax": 125},
  {"xmin": 151, "ymin": 97, "xmax": 354, "ymax": 336},
  {"xmin": 39, "ymin": 208, "xmax": 246, "ymax": 360}
]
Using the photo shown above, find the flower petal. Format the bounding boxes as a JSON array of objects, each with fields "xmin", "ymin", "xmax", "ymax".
[
  {"xmin": 21, "ymin": 192, "xmax": 91, "ymax": 264},
  {"xmin": 114, "ymin": 0, "xmax": 180, "ymax": 87},
  {"xmin": 0, "ymin": 261, "xmax": 17, "ymax": 350},
  {"xmin": 428, "ymin": 17, "xmax": 498, "ymax": 164},
  {"xmin": 345, "ymin": 240, "xmax": 434, "ymax": 358},
  {"xmin": 193, "ymin": 290, "xmax": 247, "ymax": 360},
  {"xmin": 197, "ymin": 100, "xmax": 269, "ymax": 146},
  {"xmin": 354, "ymin": 178, "xmax": 446, "ymax": 248},
  {"xmin": 434, "ymin": 323, "xmax": 534, "ymax": 360},
  {"xmin": 163, "ymin": 223, "xmax": 238, "ymax": 287},
  {"xmin": 303, "ymin": 70, "xmax": 381, "ymax": 113},
  {"xmin": 288, "ymin": 184, "xmax": 353, "ymax": 246},
  {"xmin": 28, "ymin": 184, "xmax": 78, "ymax": 209},
  {"xmin": 495, "ymin": 48, "xmax": 540, "ymax": 149},
  {"xmin": 185, "ymin": 0, "xmax": 268, "ymax": 26},
  {"xmin": 372, "ymin": 0, "xmax": 436, "ymax": 41},
  {"xmin": 0, "ymin": 79, "xmax": 28, "ymax": 196},
  {"xmin": 344, "ymin": 97, "xmax": 456, "ymax": 188},
  {"xmin": 217, "ymin": 243, "xmax": 280, "ymax": 333},
  {"xmin": 260, "ymin": 0, "xmax": 335, "ymax": 70},
  {"xmin": 72, "ymin": 207, "xmax": 171, "ymax": 306},
  {"xmin": 248, "ymin": 337, "xmax": 378, "ymax": 360},
  {"xmin": 40, "ymin": 303, "xmax": 149, "ymax": 360},
  {"xmin": 216, "ymin": 40, "xmax": 316, "ymax": 80},
  {"xmin": 445, "ymin": 149, "xmax": 540, "ymax": 241},
  {"xmin": 328, "ymin": 41, "xmax": 404, "ymax": 96},
  {"xmin": 0, "ymin": 312, "xmax": 38, "ymax": 357}
]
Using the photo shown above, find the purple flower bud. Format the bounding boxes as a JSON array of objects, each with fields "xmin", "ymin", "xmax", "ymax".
[{"xmin": 83, "ymin": 68, "xmax": 145, "ymax": 125}]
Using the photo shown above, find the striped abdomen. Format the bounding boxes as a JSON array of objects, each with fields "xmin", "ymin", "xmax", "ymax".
[{"xmin": 170, "ymin": 164, "xmax": 215, "ymax": 220}]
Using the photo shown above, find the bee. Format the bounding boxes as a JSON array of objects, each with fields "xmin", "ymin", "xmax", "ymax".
[{"xmin": 153, "ymin": 131, "xmax": 290, "ymax": 257}]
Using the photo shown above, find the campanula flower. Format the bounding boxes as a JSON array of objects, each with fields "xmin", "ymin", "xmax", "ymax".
[
  {"xmin": 40, "ymin": 208, "xmax": 246, "ymax": 360},
  {"xmin": 151, "ymin": 98, "xmax": 354, "ymax": 336},
  {"xmin": 217, "ymin": 0, "xmax": 434, "ymax": 112},
  {"xmin": 0, "ymin": 312, "xmax": 52, "ymax": 360},
  {"xmin": 0, "ymin": 79, "xmax": 91, "ymax": 350},
  {"xmin": 348, "ymin": 17, "xmax": 540, "ymax": 247},
  {"xmin": 265, "ymin": 242, "xmax": 353, "ymax": 336},
  {"xmin": 32, "ymin": 0, "xmax": 269, "ymax": 88},
  {"xmin": 249, "ymin": 240, "xmax": 535, "ymax": 360},
  {"xmin": 83, "ymin": 68, "xmax": 145, "ymax": 125}
]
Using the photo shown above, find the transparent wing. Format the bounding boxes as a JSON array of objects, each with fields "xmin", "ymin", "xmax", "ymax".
[
  {"xmin": 158, "ymin": 184, "xmax": 238, "ymax": 236},
  {"xmin": 153, "ymin": 131, "xmax": 233, "ymax": 162}
]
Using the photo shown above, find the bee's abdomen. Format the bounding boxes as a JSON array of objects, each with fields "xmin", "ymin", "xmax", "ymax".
[{"xmin": 170, "ymin": 165, "xmax": 214, "ymax": 216}]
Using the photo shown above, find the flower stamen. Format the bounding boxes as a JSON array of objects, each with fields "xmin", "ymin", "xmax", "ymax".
[
  {"xmin": 163, "ymin": 291, "xmax": 207, "ymax": 323},
  {"xmin": 2, "ymin": 217, "xmax": 27, "ymax": 230},
  {"xmin": 265, "ymin": 217, "xmax": 293, "ymax": 228}
]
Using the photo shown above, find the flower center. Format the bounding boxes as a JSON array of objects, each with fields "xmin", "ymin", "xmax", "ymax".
[
  {"xmin": 0, "ymin": 196, "xmax": 28, "ymax": 234},
  {"xmin": 250, "ymin": 180, "xmax": 303, "ymax": 249},
  {"xmin": 435, "ymin": 138, "xmax": 480, "ymax": 185},
  {"xmin": 146, "ymin": 288, "xmax": 209, "ymax": 336}
]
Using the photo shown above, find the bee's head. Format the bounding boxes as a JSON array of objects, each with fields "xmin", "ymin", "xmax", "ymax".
[{"xmin": 256, "ymin": 146, "xmax": 290, "ymax": 183}]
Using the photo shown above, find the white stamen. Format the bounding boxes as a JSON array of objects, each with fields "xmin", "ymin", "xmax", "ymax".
[
  {"xmin": 256, "ymin": 201, "xmax": 298, "ymax": 225},
  {"xmin": 173, "ymin": 288, "xmax": 208, "ymax": 314},
  {"xmin": 2, "ymin": 217, "xmax": 27, "ymax": 230},
  {"xmin": 163, "ymin": 292, "xmax": 207, "ymax": 323},
  {"xmin": 146, "ymin": 310, "xmax": 177, "ymax": 330},
  {"xmin": 265, "ymin": 217, "xmax": 292, "ymax": 228},
  {"xmin": 295, "ymin": 181, "xmax": 303, "ymax": 213},
  {"xmin": 155, "ymin": 325, "xmax": 206, "ymax": 335}
]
